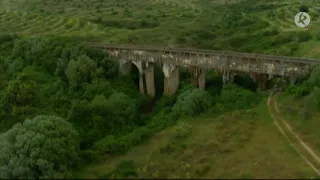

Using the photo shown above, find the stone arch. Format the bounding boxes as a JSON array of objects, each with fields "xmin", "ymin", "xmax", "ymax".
[
  {"xmin": 119, "ymin": 60, "xmax": 144, "ymax": 75},
  {"xmin": 119, "ymin": 60, "xmax": 156, "ymax": 96},
  {"xmin": 132, "ymin": 61, "xmax": 144, "ymax": 75},
  {"xmin": 119, "ymin": 60, "xmax": 132, "ymax": 75},
  {"xmin": 119, "ymin": 60, "xmax": 143, "ymax": 92},
  {"xmin": 232, "ymin": 71, "xmax": 256, "ymax": 91}
]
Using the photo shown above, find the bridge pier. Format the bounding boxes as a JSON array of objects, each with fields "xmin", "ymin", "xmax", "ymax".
[
  {"xmin": 222, "ymin": 69, "xmax": 235, "ymax": 84},
  {"xmin": 189, "ymin": 66, "xmax": 206, "ymax": 90},
  {"xmin": 145, "ymin": 63, "xmax": 155, "ymax": 97},
  {"xmin": 288, "ymin": 70, "xmax": 297, "ymax": 86},
  {"xmin": 198, "ymin": 70, "xmax": 206, "ymax": 90},
  {"xmin": 250, "ymin": 72, "xmax": 267, "ymax": 90},
  {"xmin": 289, "ymin": 77, "xmax": 296, "ymax": 86},
  {"xmin": 111, "ymin": 44, "xmax": 312, "ymax": 95},
  {"xmin": 92, "ymin": 43, "xmax": 313, "ymax": 92},
  {"xmin": 163, "ymin": 64, "xmax": 180, "ymax": 95},
  {"xmin": 139, "ymin": 73, "xmax": 146, "ymax": 94},
  {"xmin": 120, "ymin": 60, "xmax": 155, "ymax": 97}
]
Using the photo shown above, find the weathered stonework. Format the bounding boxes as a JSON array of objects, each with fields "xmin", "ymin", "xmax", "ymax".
[
  {"xmin": 89, "ymin": 43, "xmax": 319, "ymax": 95},
  {"xmin": 163, "ymin": 64, "xmax": 180, "ymax": 95},
  {"xmin": 189, "ymin": 66, "xmax": 206, "ymax": 89}
]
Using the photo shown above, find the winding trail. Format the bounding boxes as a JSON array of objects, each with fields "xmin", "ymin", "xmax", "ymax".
[{"xmin": 267, "ymin": 95, "xmax": 320, "ymax": 176}]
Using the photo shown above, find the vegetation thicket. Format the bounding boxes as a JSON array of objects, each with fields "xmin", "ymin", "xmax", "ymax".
[
  {"xmin": 0, "ymin": 0, "xmax": 320, "ymax": 178},
  {"xmin": 0, "ymin": 33, "xmax": 265, "ymax": 179}
]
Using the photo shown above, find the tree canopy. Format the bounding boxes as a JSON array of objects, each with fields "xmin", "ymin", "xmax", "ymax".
[{"xmin": 0, "ymin": 115, "xmax": 79, "ymax": 179}]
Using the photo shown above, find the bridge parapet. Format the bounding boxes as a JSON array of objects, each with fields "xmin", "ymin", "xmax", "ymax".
[
  {"xmin": 87, "ymin": 43, "xmax": 320, "ymax": 94},
  {"xmin": 100, "ymin": 49, "xmax": 312, "ymax": 76},
  {"xmin": 88, "ymin": 43, "xmax": 318, "ymax": 76}
]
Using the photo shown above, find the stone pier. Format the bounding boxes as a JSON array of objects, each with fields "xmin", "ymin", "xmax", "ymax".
[
  {"xmin": 198, "ymin": 71, "xmax": 206, "ymax": 90},
  {"xmin": 189, "ymin": 66, "xmax": 206, "ymax": 90},
  {"xmin": 113, "ymin": 43, "xmax": 314, "ymax": 96},
  {"xmin": 144, "ymin": 63, "xmax": 155, "ymax": 97},
  {"xmin": 139, "ymin": 73, "xmax": 146, "ymax": 94},
  {"xmin": 91, "ymin": 43, "xmax": 314, "ymax": 94},
  {"xmin": 289, "ymin": 77, "xmax": 296, "ymax": 86},
  {"xmin": 250, "ymin": 72, "xmax": 268, "ymax": 90},
  {"xmin": 222, "ymin": 69, "xmax": 235, "ymax": 84},
  {"xmin": 120, "ymin": 60, "xmax": 156, "ymax": 97},
  {"xmin": 163, "ymin": 64, "xmax": 180, "ymax": 95},
  {"xmin": 288, "ymin": 70, "xmax": 297, "ymax": 86}
]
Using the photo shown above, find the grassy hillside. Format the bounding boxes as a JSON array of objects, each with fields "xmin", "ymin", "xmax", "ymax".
[
  {"xmin": 77, "ymin": 101, "xmax": 317, "ymax": 179},
  {"xmin": 278, "ymin": 92, "xmax": 320, "ymax": 159},
  {"xmin": 0, "ymin": 0, "xmax": 319, "ymax": 57}
]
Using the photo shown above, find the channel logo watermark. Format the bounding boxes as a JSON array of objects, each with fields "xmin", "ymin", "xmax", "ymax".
[{"xmin": 294, "ymin": 12, "xmax": 310, "ymax": 28}]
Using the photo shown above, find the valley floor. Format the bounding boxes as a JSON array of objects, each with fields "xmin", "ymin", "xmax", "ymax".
[{"xmin": 77, "ymin": 97, "xmax": 319, "ymax": 179}]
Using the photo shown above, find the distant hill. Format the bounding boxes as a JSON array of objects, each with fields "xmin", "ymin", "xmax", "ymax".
[{"xmin": 0, "ymin": 0, "xmax": 319, "ymax": 58}]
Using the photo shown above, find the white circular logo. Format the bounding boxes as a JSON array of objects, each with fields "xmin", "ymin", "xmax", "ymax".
[{"xmin": 294, "ymin": 12, "xmax": 310, "ymax": 28}]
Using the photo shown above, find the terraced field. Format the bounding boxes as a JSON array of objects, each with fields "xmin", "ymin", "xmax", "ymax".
[{"xmin": 0, "ymin": 0, "xmax": 319, "ymax": 57}]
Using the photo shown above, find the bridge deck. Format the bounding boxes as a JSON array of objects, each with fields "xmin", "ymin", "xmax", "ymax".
[{"xmin": 87, "ymin": 42, "xmax": 320, "ymax": 64}]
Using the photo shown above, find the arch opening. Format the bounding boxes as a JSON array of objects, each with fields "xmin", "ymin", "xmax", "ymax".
[
  {"xmin": 205, "ymin": 70, "xmax": 223, "ymax": 96},
  {"xmin": 234, "ymin": 73, "xmax": 257, "ymax": 92},
  {"xmin": 120, "ymin": 62, "xmax": 140, "ymax": 91}
]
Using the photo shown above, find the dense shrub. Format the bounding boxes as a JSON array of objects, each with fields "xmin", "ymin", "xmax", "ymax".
[
  {"xmin": 153, "ymin": 95, "xmax": 177, "ymax": 114},
  {"xmin": 216, "ymin": 84, "xmax": 262, "ymax": 113},
  {"xmin": 0, "ymin": 115, "xmax": 79, "ymax": 179},
  {"xmin": 69, "ymin": 92, "xmax": 139, "ymax": 149},
  {"xmin": 66, "ymin": 55, "xmax": 98, "ymax": 88},
  {"xmin": 94, "ymin": 108, "xmax": 180, "ymax": 155},
  {"xmin": 285, "ymin": 83, "xmax": 313, "ymax": 97},
  {"xmin": 12, "ymin": 37, "xmax": 70, "ymax": 74},
  {"xmin": 173, "ymin": 88, "xmax": 213, "ymax": 116}
]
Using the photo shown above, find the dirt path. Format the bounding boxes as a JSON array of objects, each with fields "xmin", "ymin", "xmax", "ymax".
[
  {"xmin": 273, "ymin": 96, "xmax": 320, "ymax": 164},
  {"xmin": 267, "ymin": 95, "xmax": 320, "ymax": 176}
]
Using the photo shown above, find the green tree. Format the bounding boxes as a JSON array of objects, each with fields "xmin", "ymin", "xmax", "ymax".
[
  {"xmin": 217, "ymin": 84, "xmax": 261, "ymax": 112},
  {"xmin": 2, "ymin": 79, "xmax": 38, "ymax": 115},
  {"xmin": 97, "ymin": 57, "xmax": 119, "ymax": 79},
  {"xmin": 106, "ymin": 92, "xmax": 139, "ymax": 125},
  {"xmin": 11, "ymin": 37, "xmax": 67, "ymax": 74},
  {"xmin": 0, "ymin": 115, "xmax": 80, "ymax": 179},
  {"xmin": 173, "ymin": 88, "xmax": 213, "ymax": 116},
  {"xmin": 66, "ymin": 55, "xmax": 98, "ymax": 88},
  {"xmin": 69, "ymin": 93, "xmax": 139, "ymax": 149}
]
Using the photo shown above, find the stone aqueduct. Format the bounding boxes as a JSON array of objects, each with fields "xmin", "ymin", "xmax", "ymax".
[{"xmin": 88, "ymin": 43, "xmax": 320, "ymax": 97}]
